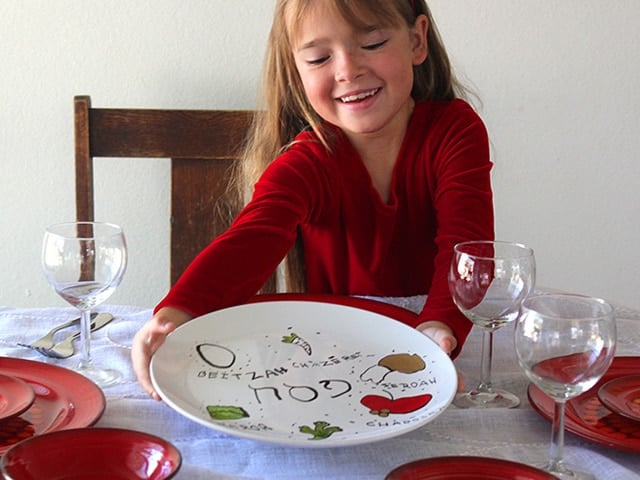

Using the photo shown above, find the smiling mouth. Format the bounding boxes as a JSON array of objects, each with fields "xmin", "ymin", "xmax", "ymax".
[{"xmin": 338, "ymin": 88, "xmax": 380, "ymax": 103}]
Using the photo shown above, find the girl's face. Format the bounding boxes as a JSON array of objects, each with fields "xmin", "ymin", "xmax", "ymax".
[{"xmin": 291, "ymin": 2, "xmax": 428, "ymax": 142}]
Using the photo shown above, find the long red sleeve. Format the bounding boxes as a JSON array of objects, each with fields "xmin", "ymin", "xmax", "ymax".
[{"xmin": 156, "ymin": 99, "xmax": 494, "ymax": 354}]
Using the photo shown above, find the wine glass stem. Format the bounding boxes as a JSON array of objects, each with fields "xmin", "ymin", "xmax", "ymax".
[
  {"xmin": 549, "ymin": 399, "xmax": 567, "ymax": 471},
  {"xmin": 78, "ymin": 309, "xmax": 93, "ymax": 370},
  {"xmin": 477, "ymin": 329, "xmax": 494, "ymax": 392}
]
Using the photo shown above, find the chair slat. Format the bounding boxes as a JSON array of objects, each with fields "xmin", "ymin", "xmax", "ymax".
[
  {"xmin": 73, "ymin": 95, "xmax": 263, "ymax": 288},
  {"xmin": 88, "ymin": 108, "xmax": 252, "ymax": 159}
]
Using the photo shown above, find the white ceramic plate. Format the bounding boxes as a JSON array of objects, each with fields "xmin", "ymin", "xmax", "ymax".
[{"xmin": 151, "ymin": 299, "xmax": 457, "ymax": 447}]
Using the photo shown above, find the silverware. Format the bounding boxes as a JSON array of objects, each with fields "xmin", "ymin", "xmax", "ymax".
[
  {"xmin": 17, "ymin": 312, "xmax": 98, "ymax": 351},
  {"xmin": 37, "ymin": 313, "xmax": 114, "ymax": 359}
]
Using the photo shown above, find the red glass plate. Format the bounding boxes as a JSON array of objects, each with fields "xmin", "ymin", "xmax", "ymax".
[
  {"xmin": 528, "ymin": 356, "xmax": 640, "ymax": 453},
  {"xmin": 248, "ymin": 293, "xmax": 418, "ymax": 325},
  {"xmin": 0, "ymin": 357, "xmax": 105, "ymax": 455},
  {"xmin": 0, "ymin": 374, "xmax": 35, "ymax": 422},
  {"xmin": 1, "ymin": 428, "xmax": 181, "ymax": 479},
  {"xmin": 385, "ymin": 456, "xmax": 557, "ymax": 479},
  {"xmin": 598, "ymin": 375, "xmax": 640, "ymax": 421}
]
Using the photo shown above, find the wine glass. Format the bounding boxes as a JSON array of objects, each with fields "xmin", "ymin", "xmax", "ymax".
[
  {"xmin": 448, "ymin": 240, "xmax": 535, "ymax": 408},
  {"xmin": 42, "ymin": 221, "xmax": 127, "ymax": 387},
  {"xmin": 515, "ymin": 293, "xmax": 616, "ymax": 479}
]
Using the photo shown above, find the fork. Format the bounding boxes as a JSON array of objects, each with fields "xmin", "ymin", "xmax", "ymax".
[
  {"xmin": 34, "ymin": 313, "xmax": 114, "ymax": 359},
  {"xmin": 17, "ymin": 312, "xmax": 97, "ymax": 351}
]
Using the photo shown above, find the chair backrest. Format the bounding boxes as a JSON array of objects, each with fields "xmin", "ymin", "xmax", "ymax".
[{"xmin": 74, "ymin": 95, "xmax": 275, "ymax": 290}]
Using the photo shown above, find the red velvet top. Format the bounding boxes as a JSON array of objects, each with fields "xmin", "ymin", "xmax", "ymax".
[{"xmin": 156, "ymin": 99, "xmax": 494, "ymax": 352}]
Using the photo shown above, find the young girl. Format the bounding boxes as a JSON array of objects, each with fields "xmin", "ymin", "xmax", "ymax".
[{"xmin": 133, "ymin": 0, "xmax": 494, "ymax": 400}]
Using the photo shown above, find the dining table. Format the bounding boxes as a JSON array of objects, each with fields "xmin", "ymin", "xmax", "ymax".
[{"xmin": 1, "ymin": 294, "xmax": 639, "ymax": 479}]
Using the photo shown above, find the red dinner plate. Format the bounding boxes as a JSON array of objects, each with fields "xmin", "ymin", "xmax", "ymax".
[
  {"xmin": 0, "ymin": 374, "xmax": 35, "ymax": 422},
  {"xmin": 385, "ymin": 456, "xmax": 557, "ymax": 480},
  {"xmin": 598, "ymin": 375, "xmax": 640, "ymax": 422},
  {"xmin": 248, "ymin": 293, "xmax": 418, "ymax": 325},
  {"xmin": 0, "ymin": 357, "xmax": 105, "ymax": 455},
  {"xmin": 528, "ymin": 356, "xmax": 640, "ymax": 453},
  {"xmin": 1, "ymin": 428, "xmax": 181, "ymax": 479}
]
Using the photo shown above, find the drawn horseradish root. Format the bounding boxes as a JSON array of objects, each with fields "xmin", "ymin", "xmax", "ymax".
[
  {"xmin": 281, "ymin": 332, "xmax": 312, "ymax": 355},
  {"xmin": 360, "ymin": 353, "xmax": 426, "ymax": 384}
]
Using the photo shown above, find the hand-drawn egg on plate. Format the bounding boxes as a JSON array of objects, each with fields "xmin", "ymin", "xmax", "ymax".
[{"xmin": 196, "ymin": 344, "xmax": 236, "ymax": 369}]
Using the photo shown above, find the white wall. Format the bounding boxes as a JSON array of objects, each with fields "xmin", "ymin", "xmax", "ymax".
[{"xmin": 1, "ymin": 1, "xmax": 638, "ymax": 311}]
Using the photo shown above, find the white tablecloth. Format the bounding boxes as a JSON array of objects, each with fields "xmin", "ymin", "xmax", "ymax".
[{"xmin": 1, "ymin": 299, "xmax": 639, "ymax": 479}]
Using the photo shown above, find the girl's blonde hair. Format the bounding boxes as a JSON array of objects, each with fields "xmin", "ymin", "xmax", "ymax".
[{"xmin": 228, "ymin": 0, "xmax": 467, "ymax": 293}]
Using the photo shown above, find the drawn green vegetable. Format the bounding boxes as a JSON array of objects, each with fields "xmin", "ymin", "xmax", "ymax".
[
  {"xmin": 281, "ymin": 332, "xmax": 312, "ymax": 355},
  {"xmin": 299, "ymin": 421, "xmax": 342, "ymax": 440},
  {"xmin": 207, "ymin": 405, "xmax": 249, "ymax": 420}
]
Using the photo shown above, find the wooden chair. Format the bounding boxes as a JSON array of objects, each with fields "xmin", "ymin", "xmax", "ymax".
[{"xmin": 74, "ymin": 95, "xmax": 276, "ymax": 290}]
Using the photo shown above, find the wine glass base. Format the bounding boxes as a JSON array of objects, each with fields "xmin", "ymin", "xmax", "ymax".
[
  {"xmin": 76, "ymin": 365, "xmax": 121, "ymax": 388},
  {"xmin": 543, "ymin": 462, "xmax": 596, "ymax": 480},
  {"xmin": 453, "ymin": 388, "xmax": 520, "ymax": 409}
]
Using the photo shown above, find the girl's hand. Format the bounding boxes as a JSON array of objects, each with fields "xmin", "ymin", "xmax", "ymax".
[
  {"xmin": 416, "ymin": 320, "xmax": 458, "ymax": 355},
  {"xmin": 416, "ymin": 320, "xmax": 465, "ymax": 391},
  {"xmin": 131, "ymin": 307, "xmax": 193, "ymax": 400}
]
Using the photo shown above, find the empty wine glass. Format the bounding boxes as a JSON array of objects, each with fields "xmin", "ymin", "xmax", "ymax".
[
  {"xmin": 42, "ymin": 221, "xmax": 127, "ymax": 387},
  {"xmin": 448, "ymin": 240, "xmax": 535, "ymax": 408},
  {"xmin": 515, "ymin": 293, "xmax": 616, "ymax": 479}
]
